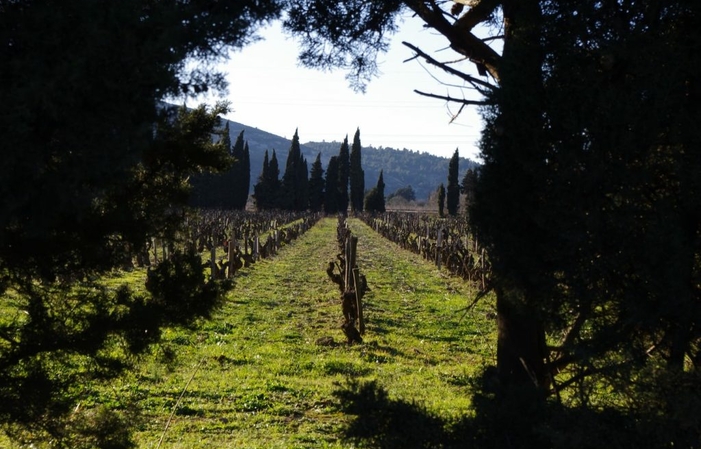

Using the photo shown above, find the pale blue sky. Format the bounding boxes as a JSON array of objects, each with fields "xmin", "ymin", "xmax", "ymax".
[{"xmin": 198, "ymin": 15, "xmax": 489, "ymax": 161}]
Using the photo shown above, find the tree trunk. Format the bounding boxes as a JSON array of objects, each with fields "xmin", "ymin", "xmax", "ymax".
[
  {"xmin": 493, "ymin": 0, "xmax": 549, "ymax": 393},
  {"xmin": 496, "ymin": 285, "xmax": 548, "ymax": 391}
]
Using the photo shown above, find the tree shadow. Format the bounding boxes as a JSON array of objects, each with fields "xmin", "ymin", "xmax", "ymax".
[
  {"xmin": 333, "ymin": 379, "xmax": 451, "ymax": 449},
  {"xmin": 332, "ymin": 369, "xmax": 701, "ymax": 449}
]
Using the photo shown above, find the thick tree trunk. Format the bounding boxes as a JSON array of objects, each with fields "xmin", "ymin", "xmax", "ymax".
[
  {"xmin": 496, "ymin": 286, "xmax": 548, "ymax": 391},
  {"xmin": 493, "ymin": 0, "xmax": 549, "ymax": 393}
]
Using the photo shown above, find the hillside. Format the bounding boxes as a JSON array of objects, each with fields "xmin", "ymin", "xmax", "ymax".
[{"xmin": 224, "ymin": 119, "xmax": 479, "ymax": 201}]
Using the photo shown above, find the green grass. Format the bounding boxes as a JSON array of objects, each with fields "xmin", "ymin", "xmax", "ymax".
[{"xmin": 3, "ymin": 217, "xmax": 497, "ymax": 448}]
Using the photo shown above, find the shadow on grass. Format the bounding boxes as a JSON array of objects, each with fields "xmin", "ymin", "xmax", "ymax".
[
  {"xmin": 333, "ymin": 379, "xmax": 452, "ymax": 449},
  {"xmin": 332, "ymin": 371, "xmax": 701, "ymax": 449}
]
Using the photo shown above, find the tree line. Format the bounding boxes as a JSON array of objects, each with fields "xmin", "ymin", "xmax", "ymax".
[
  {"xmin": 253, "ymin": 128, "xmax": 386, "ymax": 213},
  {"xmin": 436, "ymin": 148, "xmax": 478, "ymax": 217}
]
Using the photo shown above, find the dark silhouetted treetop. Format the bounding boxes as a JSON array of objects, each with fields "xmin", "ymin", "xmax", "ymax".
[
  {"xmin": 325, "ymin": 155, "xmax": 340, "ymax": 214},
  {"xmin": 308, "ymin": 153, "xmax": 325, "ymax": 212},
  {"xmin": 364, "ymin": 170, "xmax": 385, "ymax": 213},
  {"xmin": 447, "ymin": 148, "xmax": 460, "ymax": 216},
  {"xmin": 337, "ymin": 136, "xmax": 350, "ymax": 214},
  {"xmin": 349, "ymin": 128, "xmax": 365, "ymax": 213}
]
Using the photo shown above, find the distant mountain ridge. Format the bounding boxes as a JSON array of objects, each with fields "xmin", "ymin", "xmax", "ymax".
[{"xmin": 223, "ymin": 118, "xmax": 479, "ymax": 201}]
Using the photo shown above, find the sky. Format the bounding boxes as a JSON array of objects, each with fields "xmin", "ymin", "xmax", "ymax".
[{"xmin": 196, "ymin": 15, "xmax": 489, "ymax": 161}]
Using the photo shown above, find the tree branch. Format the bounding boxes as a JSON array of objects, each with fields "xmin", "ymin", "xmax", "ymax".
[
  {"xmin": 405, "ymin": 0, "xmax": 502, "ymax": 81},
  {"xmin": 413, "ymin": 89, "xmax": 492, "ymax": 106},
  {"xmin": 403, "ymin": 41, "xmax": 496, "ymax": 93},
  {"xmin": 454, "ymin": 0, "xmax": 501, "ymax": 32}
]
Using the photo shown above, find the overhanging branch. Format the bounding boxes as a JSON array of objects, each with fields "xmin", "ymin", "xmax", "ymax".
[
  {"xmin": 413, "ymin": 89, "xmax": 491, "ymax": 106},
  {"xmin": 402, "ymin": 41, "xmax": 496, "ymax": 94}
]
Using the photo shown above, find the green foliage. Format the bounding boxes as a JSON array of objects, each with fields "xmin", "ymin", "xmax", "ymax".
[
  {"xmin": 283, "ymin": 1, "xmax": 404, "ymax": 91},
  {"xmin": 471, "ymin": 0, "xmax": 701, "ymax": 425},
  {"xmin": 0, "ymin": 0, "xmax": 277, "ymax": 443}
]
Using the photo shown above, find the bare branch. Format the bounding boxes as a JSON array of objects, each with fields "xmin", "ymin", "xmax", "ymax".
[
  {"xmin": 402, "ymin": 41, "xmax": 496, "ymax": 93},
  {"xmin": 413, "ymin": 89, "xmax": 491, "ymax": 106}
]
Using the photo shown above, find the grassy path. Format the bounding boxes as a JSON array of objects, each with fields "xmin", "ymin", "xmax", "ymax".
[{"xmin": 129, "ymin": 217, "xmax": 496, "ymax": 448}]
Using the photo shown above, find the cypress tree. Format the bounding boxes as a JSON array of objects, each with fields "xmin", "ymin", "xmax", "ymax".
[
  {"xmin": 308, "ymin": 153, "xmax": 325, "ymax": 212},
  {"xmin": 437, "ymin": 183, "xmax": 446, "ymax": 217},
  {"xmin": 241, "ymin": 141, "xmax": 251, "ymax": 209},
  {"xmin": 324, "ymin": 156, "xmax": 340, "ymax": 214},
  {"xmin": 461, "ymin": 167, "xmax": 477, "ymax": 212},
  {"xmin": 253, "ymin": 150, "xmax": 270, "ymax": 210},
  {"xmin": 337, "ymin": 136, "xmax": 350, "ymax": 214},
  {"xmin": 364, "ymin": 170, "xmax": 385, "ymax": 213},
  {"xmin": 447, "ymin": 148, "xmax": 460, "ymax": 216},
  {"xmin": 268, "ymin": 150, "xmax": 281, "ymax": 208},
  {"xmin": 281, "ymin": 129, "xmax": 308, "ymax": 210},
  {"xmin": 349, "ymin": 128, "xmax": 365, "ymax": 213},
  {"xmin": 231, "ymin": 130, "xmax": 247, "ymax": 209},
  {"xmin": 298, "ymin": 155, "xmax": 309, "ymax": 210}
]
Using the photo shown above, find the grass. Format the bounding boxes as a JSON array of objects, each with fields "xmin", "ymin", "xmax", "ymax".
[{"xmin": 3, "ymin": 217, "xmax": 497, "ymax": 448}]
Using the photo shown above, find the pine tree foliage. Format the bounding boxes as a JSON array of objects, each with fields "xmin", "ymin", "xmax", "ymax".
[
  {"xmin": 349, "ymin": 128, "xmax": 365, "ymax": 212},
  {"xmin": 0, "ymin": 0, "xmax": 283, "ymax": 440}
]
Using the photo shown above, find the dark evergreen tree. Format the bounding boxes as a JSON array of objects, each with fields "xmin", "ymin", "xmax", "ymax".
[
  {"xmin": 253, "ymin": 149, "xmax": 281, "ymax": 210},
  {"xmin": 188, "ymin": 121, "xmax": 235, "ymax": 208},
  {"xmin": 437, "ymin": 183, "xmax": 446, "ymax": 217},
  {"xmin": 308, "ymin": 153, "xmax": 325, "ymax": 212},
  {"xmin": 268, "ymin": 150, "xmax": 281, "ymax": 208},
  {"xmin": 284, "ymin": 2, "xmax": 701, "ymax": 446},
  {"xmin": 231, "ymin": 130, "xmax": 249, "ymax": 209},
  {"xmin": 299, "ymin": 155, "xmax": 309, "ymax": 210},
  {"xmin": 324, "ymin": 156, "xmax": 340, "ymax": 214},
  {"xmin": 0, "ymin": 0, "xmax": 281, "ymax": 442},
  {"xmin": 253, "ymin": 150, "xmax": 270, "ymax": 210},
  {"xmin": 337, "ymin": 136, "xmax": 350, "ymax": 214},
  {"xmin": 241, "ymin": 141, "xmax": 251, "ymax": 208},
  {"xmin": 364, "ymin": 170, "xmax": 385, "ymax": 213},
  {"xmin": 461, "ymin": 168, "xmax": 477, "ymax": 210},
  {"xmin": 349, "ymin": 128, "xmax": 365, "ymax": 212},
  {"xmin": 280, "ymin": 129, "xmax": 309, "ymax": 210},
  {"xmin": 446, "ymin": 148, "xmax": 460, "ymax": 216}
]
